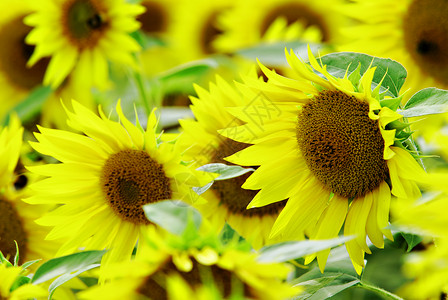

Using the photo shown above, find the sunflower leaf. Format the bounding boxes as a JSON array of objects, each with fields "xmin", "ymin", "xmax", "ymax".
[
  {"xmin": 48, "ymin": 264, "xmax": 100, "ymax": 300},
  {"xmin": 293, "ymin": 276, "xmax": 360, "ymax": 300},
  {"xmin": 401, "ymin": 233, "xmax": 423, "ymax": 252},
  {"xmin": 31, "ymin": 250, "xmax": 106, "ymax": 285},
  {"xmin": 143, "ymin": 200, "xmax": 202, "ymax": 235},
  {"xmin": 197, "ymin": 163, "xmax": 255, "ymax": 181},
  {"xmin": 399, "ymin": 87, "xmax": 448, "ymax": 117},
  {"xmin": 318, "ymin": 52, "xmax": 407, "ymax": 98},
  {"xmin": 2, "ymin": 85, "xmax": 52, "ymax": 125},
  {"xmin": 257, "ymin": 236, "xmax": 354, "ymax": 263}
]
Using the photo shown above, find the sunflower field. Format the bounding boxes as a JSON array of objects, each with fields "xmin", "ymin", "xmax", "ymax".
[{"xmin": 2, "ymin": 0, "xmax": 448, "ymax": 299}]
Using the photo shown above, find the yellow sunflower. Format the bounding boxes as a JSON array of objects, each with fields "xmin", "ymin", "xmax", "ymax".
[
  {"xmin": 219, "ymin": 47, "xmax": 427, "ymax": 274},
  {"xmin": 166, "ymin": 0, "xmax": 232, "ymax": 63},
  {"xmin": 214, "ymin": 0, "xmax": 349, "ymax": 53},
  {"xmin": 24, "ymin": 0, "xmax": 145, "ymax": 90},
  {"xmin": 0, "ymin": 264, "xmax": 47, "ymax": 300},
  {"xmin": 339, "ymin": 0, "xmax": 448, "ymax": 94},
  {"xmin": 393, "ymin": 175, "xmax": 448, "ymax": 299},
  {"xmin": 0, "ymin": 115, "xmax": 58, "ymax": 266},
  {"xmin": 25, "ymin": 100, "xmax": 211, "ymax": 270},
  {"xmin": 178, "ymin": 73, "xmax": 286, "ymax": 249},
  {"xmin": 77, "ymin": 227, "xmax": 300, "ymax": 300},
  {"xmin": 0, "ymin": 0, "xmax": 49, "ymax": 116}
]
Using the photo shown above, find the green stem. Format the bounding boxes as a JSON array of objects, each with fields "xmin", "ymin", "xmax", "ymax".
[
  {"xmin": 133, "ymin": 71, "xmax": 152, "ymax": 116},
  {"xmin": 358, "ymin": 282, "xmax": 404, "ymax": 300}
]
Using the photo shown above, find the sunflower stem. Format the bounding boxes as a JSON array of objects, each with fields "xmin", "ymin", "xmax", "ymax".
[
  {"xmin": 358, "ymin": 282, "xmax": 404, "ymax": 300},
  {"xmin": 133, "ymin": 70, "xmax": 152, "ymax": 116}
]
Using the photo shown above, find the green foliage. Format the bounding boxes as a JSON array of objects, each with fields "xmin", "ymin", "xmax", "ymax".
[
  {"xmin": 143, "ymin": 200, "xmax": 202, "ymax": 235},
  {"xmin": 318, "ymin": 52, "xmax": 407, "ymax": 98},
  {"xmin": 399, "ymin": 87, "xmax": 448, "ymax": 117},
  {"xmin": 31, "ymin": 250, "xmax": 105, "ymax": 285},
  {"xmin": 401, "ymin": 233, "xmax": 423, "ymax": 252},
  {"xmin": 2, "ymin": 85, "xmax": 52, "ymax": 125}
]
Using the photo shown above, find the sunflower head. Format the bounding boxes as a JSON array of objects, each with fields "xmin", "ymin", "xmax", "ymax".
[
  {"xmin": 24, "ymin": 0, "xmax": 145, "ymax": 89},
  {"xmin": 218, "ymin": 47, "xmax": 426, "ymax": 274},
  {"xmin": 78, "ymin": 225, "xmax": 300, "ymax": 300}
]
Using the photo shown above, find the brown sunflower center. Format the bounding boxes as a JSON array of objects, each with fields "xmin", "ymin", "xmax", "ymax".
[
  {"xmin": 0, "ymin": 15, "xmax": 49, "ymax": 90},
  {"xmin": 100, "ymin": 149, "xmax": 172, "ymax": 225},
  {"xmin": 136, "ymin": 258, "xmax": 252, "ymax": 299},
  {"xmin": 260, "ymin": 3, "xmax": 329, "ymax": 42},
  {"xmin": 210, "ymin": 138, "xmax": 286, "ymax": 216},
  {"xmin": 0, "ymin": 197, "xmax": 28, "ymax": 264},
  {"xmin": 403, "ymin": 0, "xmax": 448, "ymax": 85},
  {"xmin": 296, "ymin": 90, "xmax": 389, "ymax": 199},
  {"xmin": 62, "ymin": 0, "xmax": 108, "ymax": 48},
  {"xmin": 137, "ymin": 1, "xmax": 168, "ymax": 35},
  {"xmin": 200, "ymin": 11, "xmax": 223, "ymax": 54}
]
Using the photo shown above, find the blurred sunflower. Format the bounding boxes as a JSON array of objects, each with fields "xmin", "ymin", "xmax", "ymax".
[
  {"xmin": 179, "ymin": 74, "xmax": 286, "ymax": 249},
  {"xmin": 0, "ymin": 263, "xmax": 47, "ymax": 300},
  {"xmin": 26, "ymin": 100, "xmax": 212, "ymax": 270},
  {"xmin": 219, "ymin": 48, "xmax": 427, "ymax": 274},
  {"xmin": 340, "ymin": 0, "xmax": 448, "ymax": 94},
  {"xmin": 166, "ymin": 0, "xmax": 232, "ymax": 62},
  {"xmin": 393, "ymin": 174, "xmax": 448, "ymax": 299},
  {"xmin": 0, "ymin": 115, "xmax": 57, "ymax": 266},
  {"xmin": 0, "ymin": 1, "xmax": 49, "ymax": 116},
  {"xmin": 77, "ymin": 227, "xmax": 299, "ymax": 300},
  {"xmin": 214, "ymin": 0, "xmax": 349, "ymax": 53},
  {"xmin": 24, "ymin": 0, "xmax": 145, "ymax": 90}
]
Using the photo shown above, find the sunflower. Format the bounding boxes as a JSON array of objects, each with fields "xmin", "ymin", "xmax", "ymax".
[
  {"xmin": 218, "ymin": 47, "xmax": 427, "ymax": 274},
  {"xmin": 178, "ymin": 73, "xmax": 287, "ymax": 249},
  {"xmin": 0, "ymin": 0, "xmax": 49, "ymax": 117},
  {"xmin": 0, "ymin": 115, "xmax": 58, "ymax": 266},
  {"xmin": 214, "ymin": 0, "xmax": 349, "ymax": 53},
  {"xmin": 0, "ymin": 263, "xmax": 47, "ymax": 300},
  {"xmin": 339, "ymin": 0, "xmax": 448, "ymax": 95},
  {"xmin": 25, "ymin": 100, "xmax": 212, "ymax": 270},
  {"xmin": 24, "ymin": 0, "xmax": 145, "ymax": 90},
  {"xmin": 77, "ymin": 227, "xmax": 300, "ymax": 300},
  {"xmin": 393, "ymin": 176, "xmax": 448, "ymax": 299},
  {"xmin": 165, "ymin": 0, "xmax": 232, "ymax": 63}
]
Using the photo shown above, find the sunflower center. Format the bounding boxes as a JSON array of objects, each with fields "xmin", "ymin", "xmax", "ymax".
[
  {"xmin": 101, "ymin": 149, "xmax": 172, "ymax": 225},
  {"xmin": 137, "ymin": 259, "xmax": 252, "ymax": 299},
  {"xmin": 210, "ymin": 138, "xmax": 286, "ymax": 216},
  {"xmin": 0, "ymin": 16, "xmax": 49, "ymax": 90},
  {"xmin": 403, "ymin": 0, "xmax": 448, "ymax": 85},
  {"xmin": 200, "ymin": 11, "xmax": 223, "ymax": 54},
  {"xmin": 260, "ymin": 3, "xmax": 329, "ymax": 41},
  {"xmin": 296, "ymin": 90, "xmax": 389, "ymax": 199},
  {"xmin": 138, "ymin": 1, "xmax": 168, "ymax": 35},
  {"xmin": 63, "ymin": 0, "xmax": 108, "ymax": 48},
  {"xmin": 0, "ymin": 197, "xmax": 28, "ymax": 264}
]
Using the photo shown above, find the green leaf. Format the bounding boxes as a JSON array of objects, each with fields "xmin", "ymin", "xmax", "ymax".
[
  {"xmin": 10, "ymin": 275, "xmax": 31, "ymax": 292},
  {"xmin": 192, "ymin": 181, "xmax": 213, "ymax": 196},
  {"xmin": 401, "ymin": 233, "xmax": 423, "ymax": 252},
  {"xmin": 130, "ymin": 30, "xmax": 165, "ymax": 50},
  {"xmin": 2, "ymin": 85, "xmax": 52, "ymax": 125},
  {"xmin": 318, "ymin": 52, "xmax": 407, "ymax": 98},
  {"xmin": 157, "ymin": 59, "xmax": 217, "ymax": 95},
  {"xmin": 236, "ymin": 41, "xmax": 323, "ymax": 67},
  {"xmin": 143, "ymin": 200, "xmax": 202, "ymax": 235},
  {"xmin": 21, "ymin": 259, "xmax": 42, "ymax": 271},
  {"xmin": 197, "ymin": 163, "xmax": 255, "ymax": 181},
  {"xmin": 257, "ymin": 236, "xmax": 354, "ymax": 263},
  {"xmin": 31, "ymin": 250, "xmax": 106, "ymax": 285},
  {"xmin": 0, "ymin": 250, "xmax": 13, "ymax": 267},
  {"xmin": 293, "ymin": 276, "xmax": 360, "ymax": 300},
  {"xmin": 399, "ymin": 87, "xmax": 448, "ymax": 117},
  {"xmin": 48, "ymin": 264, "xmax": 99, "ymax": 300}
]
